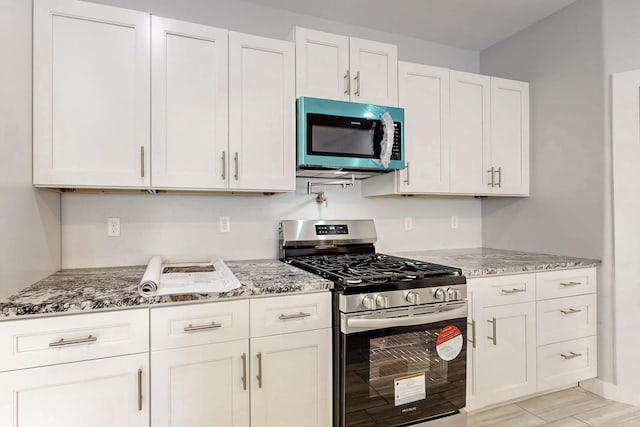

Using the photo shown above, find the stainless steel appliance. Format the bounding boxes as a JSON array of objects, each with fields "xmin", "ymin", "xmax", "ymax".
[
  {"xmin": 279, "ymin": 219, "xmax": 468, "ymax": 427},
  {"xmin": 297, "ymin": 97, "xmax": 405, "ymax": 179}
]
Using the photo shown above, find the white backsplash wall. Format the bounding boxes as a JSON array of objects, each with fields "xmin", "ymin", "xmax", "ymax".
[{"xmin": 61, "ymin": 179, "xmax": 481, "ymax": 268}]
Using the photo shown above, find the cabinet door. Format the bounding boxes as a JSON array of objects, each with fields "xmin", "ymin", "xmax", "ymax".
[
  {"xmin": 250, "ymin": 329, "xmax": 331, "ymax": 427},
  {"xmin": 349, "ymin": 37, "xmax": 398, "ymax": 106},
  {"xmin": 490, "ymin": 77, "xmax": 530, "ymax": 196},
  {"xmin": 397, "ymin": 62, "xmax": 450, "ymax": 193},
  {"xmin": 33, "ymin": 0, "xmax": 150, "ymax": 188},
  {"xmin": 151, "ymin": 340, "xmax": 250, "ymax": 427},
  {"xmin": 294, "ymin": 27, "xmax": 350, "ymax": 101},
  {"xmin": 449, "ymin": 71, "xmax": 491, "ymax": 195},
  {"xmin": 151, "ymin": 17, "xmax": 229, "ymax": 190},
  {"xmin": 475, "ymin": 302, "xmax": 536, "ymax": 408},
  {"xmin": 229, "ymin": 32, "xmax": 295, "ymax": 192},
  {"xmin": 0, "ymin": 353, "xmax": 148, "ymax": 427}
]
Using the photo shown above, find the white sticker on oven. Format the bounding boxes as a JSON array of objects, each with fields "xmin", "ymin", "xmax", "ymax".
[
  {"xmin": 436, "ymin": 325, "xmax": 463, "ymax": 361},
  {"xmin": 394, "ymin": 372, "xmax": 426, "ymax": 406}
]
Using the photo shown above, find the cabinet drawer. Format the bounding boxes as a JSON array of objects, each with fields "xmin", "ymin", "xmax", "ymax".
[
  {"xmin": 537, "ymin": 336, "xmax": 597, "ymax": 391},
  {"xmin": 537, "ymin": 294, "xmax": 597, "ymax": 345},
  {"xmin": 250, "ymin": 292, "xmax": 331, "ymax": 337},
  {"xmin": 151, "ymin": 300, "xmax": 249, "ymax": 351},
  {"xmin": 536, "ymin": 268, "xmax": 596, "ymax": 300},
  {"xmin": 0, "ymin": 309, "xmax": 149, "ymax": 372},
  {"xmin": 473, "ymin": 273, "xmax": 536, "ymax": 307}
]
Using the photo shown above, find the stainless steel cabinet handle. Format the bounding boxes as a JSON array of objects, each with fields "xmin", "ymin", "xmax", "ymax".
[
  {"xmin": 256, "ymin": 352, "xmax": 263, "ymax": 388},
  {"xmin": 487, "ymin": 317, "xmax": 497, "ymax": 346},
  {"xmin": 241, "ymin": 353, "xmax": 247, "ymax": 391},
  {"xmin": 496, "ymin": 167, "xmax": 502, "ymax": 188},
  {"xmin": 221, "ymin": 151, "xmax": 226, "ymax": 180},
  {"xmin": 344, "ymin": 70, "xmax": 350, "ymax": 95},
  {"xmin": 561, "ymin": 351, "xmax": 582, "ymax": 360},
  {"xmin": 468, "ymin": 320, "xmax": 476, "ymax": 349},
  {"xmin": 403, "ymin": 162, "xmax": 410, "ymax": 185},
  {"xmin": 487, "ymin": 167, "xmax": 495, "ymax": 187},
  {"xmin": 560, "ymin": 308, "xmax": 582, "ymax": 315},
  {"xmin": 354, "ymin": 71, "xmax": 360, "ymax": 96},
  {"xmin": 49, "ymin": 335, "xmax": 97, "ymax": 347},
  {"xmin": 137, "ymin": 368, "xmax": 143, "ymax": 411},
  {"xmin": 278, "ymin": 311, "xmax": 311, "ymax": 320},
  {"xmin": 501, "ymin": 288, "xmax": 526, "ymax": 294},
  {"xmin": 183, "ymin": 322, "xmax": 222, "ymax": 332},
  {"xmin": 234, "ymin": 152, "xmax": 239, "ymax": 181},
  {"xmin": 560, "ymin": 281, "xmax": 582, "ymax": 287},
  {"xmin": 140, "ymin": 146, "xmax": 145, "ymax": 178}
]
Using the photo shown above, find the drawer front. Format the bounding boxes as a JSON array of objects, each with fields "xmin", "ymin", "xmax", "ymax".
[
  {"xmin": 537, "ymin": 294, "xmax": 597, "ymax": 345},
  {"xmin": 0, "ymin": 309, "xmax": 149, "ymax": 372},
  {"xmin": 537, "ymin": 335, "xmax": 597, "ymax": 391},
  {"xmin": 250, "ymin": 292, "xmax": 331, "ymax": 338},
  {"xmin": 473, "ymin": 273, "xmax": 536, "ymax": 307},
  {"xmin": 151, "ymin": 300, "xmax": 249, "ymax": 351},
  {"xmin": 536, "ymin": 268, "xmax": 597, "ymax": 300}
]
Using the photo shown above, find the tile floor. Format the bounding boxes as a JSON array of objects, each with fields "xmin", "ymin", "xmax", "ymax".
[{"xmin": 468, "ymin": 387, "xmax": 640, "ymax": 427}]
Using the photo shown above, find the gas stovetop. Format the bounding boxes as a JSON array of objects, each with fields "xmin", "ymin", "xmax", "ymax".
[{"xmin": 287, "ymin": 253, "xmax": 462, "ymax": 286}]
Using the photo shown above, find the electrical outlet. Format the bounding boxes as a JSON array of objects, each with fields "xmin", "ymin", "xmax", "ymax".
[
  {"xmin": 219, "ymin": 216, "xmax": 230, "ymax": 233},
  {"xmin": 451, "ymin": 215, "xmax": 459, "ymax": 229},
  {"xmin": 107, "ymin": 217, "xmax": 120, "ymax": 237},
  {"xmin": 404, "ymin": 216, "xmax": 413, "ymax": 231}
]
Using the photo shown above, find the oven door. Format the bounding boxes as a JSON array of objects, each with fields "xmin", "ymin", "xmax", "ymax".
[{"xmin": 339, "ymin": 301, "xmax": 467, "ymax": 427}]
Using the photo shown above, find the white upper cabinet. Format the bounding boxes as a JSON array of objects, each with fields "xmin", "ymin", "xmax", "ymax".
[
  {"xmin": 151, "ymin": 17, "xmax": 229, "ymax": 190},
  {"xmin": 228, "ymin": 32, "xmax": 296, "ymax": 192},
  {"xmin": 449, "ymin": 70, "xmax": 492, "ymax": 195},
  {"xmin": 362, "ymin": 62, "xmax": 449, "ymax": 196},
  {"xmin": 294, "ymin": 27, "xmax": 350, "ymax": 101},
  {"xmin": 490, "ymin": 77, "xmax": 530, "ymax": 196},
  {"xmin": 294, "ymin": 27, "xmax": 398, "ymax": 106},
  {"xmin": 33, "ymin": 0, "xmax": 150, "ymax": 189}
]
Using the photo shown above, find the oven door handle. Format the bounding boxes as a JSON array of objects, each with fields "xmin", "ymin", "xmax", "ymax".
[{"xmin": 344, "ymin": 303, "xmax": 467, "ymax": 333}]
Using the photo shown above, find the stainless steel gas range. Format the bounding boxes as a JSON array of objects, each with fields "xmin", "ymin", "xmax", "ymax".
[{"xmin": 279, "ymin": 219, "xmax": 468, "ymax": 427}]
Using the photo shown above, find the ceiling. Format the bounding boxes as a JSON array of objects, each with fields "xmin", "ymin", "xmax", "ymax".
[{"xmin": 241, "ymin": 0, "xmax": 577, "ymax": 51}]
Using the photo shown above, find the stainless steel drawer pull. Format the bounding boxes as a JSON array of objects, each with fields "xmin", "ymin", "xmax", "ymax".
[
  {"xmin": 49, "ymin": 335, "xmax": 97, "ymax": 347},
  {"xmin": 560, "ymin": 308, "xmax": 582, "ymax": 315},
  {"xmin": 344, "ymin": 70, "xmax": 350, "ymax": 95},
  {"xmin": 221, "ymin": 151, "xmax": 226, "ymax": 180},
  {"xmin": 487, "ymin": 317, "xmax": 497, "ymax": 346},
  {"xmin": 140, "ymin": 146, "xmax": 145, "ymax": 178},
  {"xmin": 561, "ymin": 351, "xmax": 582, "ymax": 360},
  {"xmin": 241, "ymin": 353, "xmax": 247, "ymax": 391},
  {"xmin": 488, "ymin": 167, "xmax": 495, "ymax": 187},
  {"xmin": 183, "ymin": 322, "xmax": 222, "ymax": 332},
  {"xmin": 234, "ymin": 152, "xmax": 239, "ymax": 181},
  {"xmin": 278, "ymin": 311, "xmax": 311, "ymax": 320},
  {"xmin": 354, "ymin": 71, "xmax": 360, "ymax": 96},
  {"xmin": 137, "ymin": 368, "xmax": 143, "ymax": 411},
  {"xmin": 496, "ymin": 167, "xmax": 502, "ymax": 188},
  {"xmin": 468, "ymin": 320, "xmax": 476, "ymax": 348},
  {"xmin": 560, "ymin": 281, "xmax": 582, "ymax": 287},
  {"xmin": 501, "ymin": 288, "xmax": 526, "ymax": 294},
  {"xmin": 403, "ymin": 162, "xmax": 411, "ymax": 185},
  {"xmin": 256, "ymin": 352, "xmax": 263, "ymax": 388}
]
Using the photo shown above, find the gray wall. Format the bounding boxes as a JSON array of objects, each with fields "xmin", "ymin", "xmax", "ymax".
[
  {"xmin": 87, "ymin": 0, "xmax": 479, "ymax": 73},
  {"xmin": 479, "ymin": 0, "xmax": 614, "ymax": 384},
  {"xmin": 0, "ymin": 0, "xmax": 61, "ymax": 298}
]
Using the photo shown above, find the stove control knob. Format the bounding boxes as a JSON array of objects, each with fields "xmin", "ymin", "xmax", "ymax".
[
  {"xmin": 376, "ymin": 295, "xmax": 390, "ymax": 309},
  {"xmin": 406, "ymin": 291, "xmax": 420, "ymax": 305},
  {"xmin": 434, "ymin": 288, "xmax": 447, "ymax": 301},
  {"xmin": 362, "ymin": 295, "xmax": 376, "ymax": 310},
  {"xmin": 447, "ymin": 287, "xmax": 459, "ymax": 301}
]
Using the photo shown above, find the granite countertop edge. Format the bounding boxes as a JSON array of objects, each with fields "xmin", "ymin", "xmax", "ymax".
[{"xmin": 0, "ymin": 248, "xmax": 601, "ymax": 320}]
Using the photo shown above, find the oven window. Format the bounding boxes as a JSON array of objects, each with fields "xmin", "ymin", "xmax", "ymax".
[{"xmin": 311, "ymin": 125, "xmax": 376, "ymax": 156}]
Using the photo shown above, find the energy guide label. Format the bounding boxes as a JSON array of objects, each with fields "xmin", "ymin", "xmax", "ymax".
[
  {"xmin": 436, "ymin": 325, "xmax": 463, "ymax": 361},
  {"xmin": 394, "ymin": 372, "xmax": 426, "ymax": 406}
]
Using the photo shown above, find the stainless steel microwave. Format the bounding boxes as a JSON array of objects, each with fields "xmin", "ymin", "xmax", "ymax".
[{"xmin": 296, "ymin": 97, "xmax": 405, "ymax": 178}]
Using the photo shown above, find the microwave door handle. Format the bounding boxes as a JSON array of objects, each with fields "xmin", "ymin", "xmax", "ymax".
[{"xmin": 346, "ymin": 304, "xmax": 467, "ymax": 332}]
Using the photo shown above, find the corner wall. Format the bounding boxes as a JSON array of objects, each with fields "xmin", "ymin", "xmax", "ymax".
[{"xmin": 0, "ymin": 0, "xmax": 61, "ymax": 298}]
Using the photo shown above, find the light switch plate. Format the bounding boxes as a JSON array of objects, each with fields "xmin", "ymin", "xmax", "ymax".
[{"xmin": 220, "ymin": 216, "xmax": 230, "ymax": 233}]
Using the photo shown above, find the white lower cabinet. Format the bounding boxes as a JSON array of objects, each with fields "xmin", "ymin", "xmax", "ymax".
[
  {"xmin": 250, "ymin": 329, "xmax": 332, "ymax": 427},
  {"xmin": 467, "ymin": 267, "xmax": 598, "ymax": 411},
  {"xmin": 0, "ymin": 353, "xmax": 149, "ymax": 427},
  {"xmin": 151, "ymin": 340, "xmax": 250, "ymax": 427}
]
